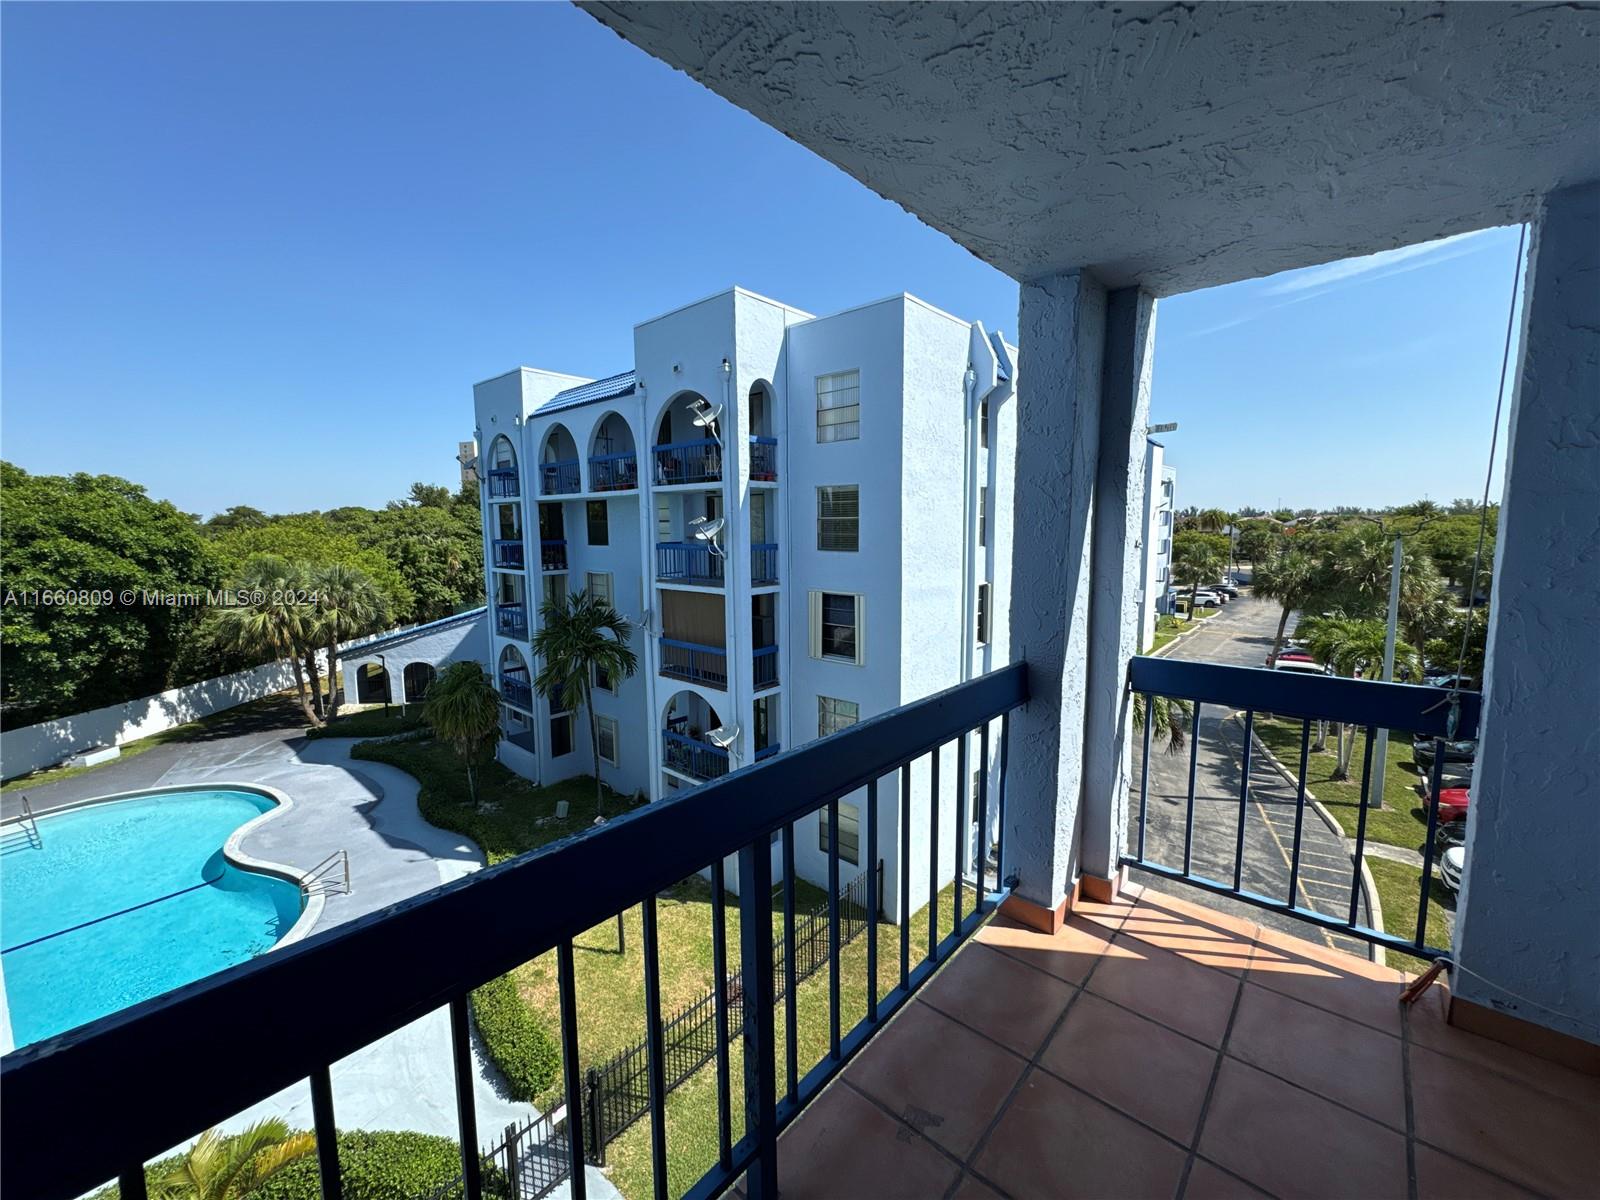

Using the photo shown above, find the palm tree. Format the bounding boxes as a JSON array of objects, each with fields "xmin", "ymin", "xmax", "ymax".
[
  {"xmin": 532, "ymin": 590, "xmax": 640, "ymax": 819},
  {"xmin": 148, "ymin": 1120, "xmax": 314, "ymax": 1200},
  {"xmin": 1196, "ymin": 507, "xmax": 1232, "ymax": 534},
  {"xmin": 1297, "ymin": 616, "xmax": 1422, "ymax": 780},
  {"xmin": 312, "ymin": 563, "xmax": 391, "ymax": 719},
  {"xmin": 425, "ymin": 661, "xmax": 502, "ymax": 808},
  {"xmin": 1133, "ymin": 692, "xmax": 1190, "ymax": 754},
  {"xmin": 211, "ymin": 556, "xmax": 322, "ymax": 727},
  {"xmin": 1252, "ymin": 548, "xmax": 1323, "ymax": 666},
  {"xmin": 1330, "ymin": 528, "xmax": 1450, "ymax": 649},
  {"xmin": 1171, "ymin": 542, "xmax": 1225, "ymax": 622}
]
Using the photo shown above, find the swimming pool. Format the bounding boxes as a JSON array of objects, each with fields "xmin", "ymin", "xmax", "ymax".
[{"xmin": 1, "ymin": 788, "xmax": 306, "ymax": 1048}]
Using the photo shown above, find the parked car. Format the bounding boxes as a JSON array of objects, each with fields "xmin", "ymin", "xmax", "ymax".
[
  {"xmin": 1425, "ymin": 672, "xmax": 1476, "ymax": 690},
  {"xmin": 1277, "ymin": 648, "xmax": 1316, "ymax": 663},
  {"xmin": 1413, "ymin": 738, "xmax": 1477, "ymax": 767},
  {"xmin": 1212, "ymin": 583, "xmax": 1241, "ymax": 598},
  {"xmin": 1190, "ymin": 591, "xmax": 1224, "ymax": 608},
  {"xmin": 1434, "ymin": 786, "xmax": 1470, "ymax": 823},
  {"xmin": 1273, "ymin": 658, "xmax": 1327, "ymax": 676},
  {"xmin": 1440, "ymin": 845, "xmax": 1466, "ymax": 892}
]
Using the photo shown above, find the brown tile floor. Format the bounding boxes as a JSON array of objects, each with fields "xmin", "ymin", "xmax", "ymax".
[{"xmin": 767, "ymin": 885, "xmax": 1599, "ymax": 1200}]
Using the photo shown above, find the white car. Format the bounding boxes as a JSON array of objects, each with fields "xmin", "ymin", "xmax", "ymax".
[
  {"xmin": 1273, "ymin": 658, "xmax": 1327, "ymax": 676},
  {"xmin": 1440, "ymin": 845, "xmax": 1465, "ymax": 892}
]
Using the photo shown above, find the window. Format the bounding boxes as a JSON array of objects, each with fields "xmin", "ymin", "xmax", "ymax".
[
  {"xmin": 586, "ymin": 571, "xmax": 614, "ymax": 607},
  {"xmin": 596, "ymin": 715, "xmax": 619, "ymax": 766},
  {"xmin": 816, "ymin": 370, "xmax": 860, "ymax": 442},
  {"xmin": 979, "ymin": 486, "xmax": 988, "ymax": 548},
  {"xmin": 586, "ymin": 501, "xmax": 609, "ymax": 546},
  {"xmin": 977, "ymin": 583, "xmax": 991, "ymax": 645},
  {"xmin": 817, "ymin": 485, "xmax": 859, "ymax": 552},
  {"xmin": 979, "ymin": 399, "xmax": 989, "ymax": 449},
  {"xmin": 543, "ymin": 575, "xmax": 566, "ymax": 607},
  {"xmin": 656, "ymin": 496, "xmax": 672, "ymax": 540},
  {"xmin": 818, "ymin": 801, "xmax": 860, "ymax": 865},
  {"xmin": 818, "ymin": 695, "xmax": 860, "ymax": 738},
  {"xmin": 550, "ymin": 714, "xmax": 574, "ymax": 757},
  {"xmin": 810, "ymin": 591, "xmax": 864, "ymax": 664},
  {"xmin": 593, "ymin": 661, "xmax": 615, "ymax": 693}
]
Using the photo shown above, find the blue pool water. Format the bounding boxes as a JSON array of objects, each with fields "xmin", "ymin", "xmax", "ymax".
[{"xmin": 1, "ymin": 789, "xmax": 303, "ymax": 1047}]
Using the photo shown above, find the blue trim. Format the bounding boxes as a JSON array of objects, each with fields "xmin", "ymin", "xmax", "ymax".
[
  {"xmin": 540, "ymin": 459, "xmax": 582, "ymax": 495},
  {"xmin": 340, "ymin": 608, "xmax": 487, "ymax": 661},
  {"xmin": 657, "ymin": 541, "xmax": 725, "ymax": 585},
  {"xmin": 753, "ymin": 645, "xmax": 779, "ymax": 690},
  {"xmin": 654, "ymin": 439, "xmax": 721, "ymax": 485},
  {"xmin": 660, "ymin": 638, "xmax": 728, "ymax": 687},
  {"xmin": 537, "ymin": 370, "xmax": 637, "ymax": 416},
  {"xmin": 662, "ymin": 730, "xmax": 731, "ymax": 781}
]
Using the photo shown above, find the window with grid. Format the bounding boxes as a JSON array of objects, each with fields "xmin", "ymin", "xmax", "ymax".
[
  {"xmin": 817, "ymin": 485, "xmax": 859, "ymax": 552},
  {"xmin": 980, "ymin": 399, "xmax": 989, "ymax": 449},
  {"xmin": 816, "ymin": 370, "xmax": 861, "ymax": 442},
  {"xmin": 811, "ymin": 592, "xmax": 862, "ymax": 663},
  {"xmin": 979, "ymin": 486, "xmax": 988, "ymax": 548},
  {"xmin": 656, "ymin": 497, "xmax": 672, "ymax": 540},
  {"xmin": 543, "ymin": 575, "xmax": 566, "ymax": 608},
  {"xmin": 593, "ymin": 660, "xmax": 615, "ymax": 693},
  {"xmin": 586, "ymin": 572, "xmax": 613, "ymax": 607},
  {"xmin": 596, "ymin": 715, "xmax": 619, "ymax": 765},
  {"xmin": 586, "ymin": 501, "xmax": 609, "ymax": 546},
  {"xmin": 977, "ymin": 582, "xmax": 991, "ymax": 645},
  {"xmin": 818, "ymin": 695, "xmax": 859, "ymax": 738},
  {"xmin": 818, "ymin": 800, "xmax": 860, "ymax": 866}
]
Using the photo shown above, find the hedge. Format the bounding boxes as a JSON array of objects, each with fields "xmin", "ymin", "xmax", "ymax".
[{"xmin": 470, "ymin": 971, "xmax": 561, "ymax": 1102}]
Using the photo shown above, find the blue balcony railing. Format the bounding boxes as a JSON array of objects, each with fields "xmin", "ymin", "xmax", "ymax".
[
  {"xmin": 755, "ymin": 742, "xmax": 782, "ymax": 762},
  {"xmin": 661, "ymin": 729, "xmax": 731, "ymax": 781},
  {"xmin": 1124, "ymin": 656, "xmax": 1482, "ymax": 960},
  {"xmin": 499, "ymin": 670, "xmax": 533, "ymax": 710},
  {"xmin": 656, "ymin": 541, "xmax": 725, "ymax": 586},
  {"xmin": 750, "ymin": 435, "xmax": 778, "ymax": 481},
  {"xmin": 540, "ymin": 539, "xmax": 568, "ymax": 572},
  {"xmin": 495, "ymin": 603, "xmax": 527, "ymax": 639},
  {"xmin": 487, "ymin": 468, "xmax": 519, "ymax": 498},
  {"xmin": 654, "ymin": 438, "xmax": 721, "ymax": 485},
  {"xmin": 588, "ymin": 450, "xmax": 638, "ymax": 492},
  {"xmin": 0, "ymin": 664, "xmax": 1027, "ymax": 1200},
  {"xmin": 754, "ymin": 645, "xmax": 779, "ymax": 690},
  {"xmin": 492, "ymin": 539, "xmax": 525, "ymax": 569},
  {"xmin": 540, "ymin": 459, "xmax": 581, "ymax": 495},
  {"xmin": 659, "ymin": 638, "xmax": 728, "ymax": 688},
  {"xmin": 751, "ymin": 542, "xmax": 779, "ymax": 585}
]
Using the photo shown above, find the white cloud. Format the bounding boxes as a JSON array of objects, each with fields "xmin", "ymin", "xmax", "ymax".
[{"xmin": 1263, "ymin": 228, "xmax": 1497, "ymax": 297}]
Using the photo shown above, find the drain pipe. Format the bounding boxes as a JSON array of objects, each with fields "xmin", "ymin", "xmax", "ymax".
[
  {"xmin": 959, "ymin": 365, "xmax": 978, "ymax": 684},
  {"xmin": 720, "ymin": 357, "xmax": 744, "ymax": 767}
]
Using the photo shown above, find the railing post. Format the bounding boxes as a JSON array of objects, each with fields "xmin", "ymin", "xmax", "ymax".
[
  {"xmin": 584, "ymin": 1067, "xmax": 604, "ymax": 1166},
  {"xmin": 737, "ymin": 839, "xmax": 778, "ymax": 1200}
]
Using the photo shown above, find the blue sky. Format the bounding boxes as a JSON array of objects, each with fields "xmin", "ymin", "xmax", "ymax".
[{"xmin": 2, "ymin": 3, "xmax": 1520, "ymax": 518}]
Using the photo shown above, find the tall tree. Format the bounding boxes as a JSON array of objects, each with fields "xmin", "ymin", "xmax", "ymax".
[
  {"xmin": 1297, "ymin": 616, "xmax": 1422, "ymax": 780},
  {"xmin": 210, "ymin": 556, "xmax": 322, "ymax": 727},
  {"xmin": 1170, "ymin": 537, "xmax": 1225, "ymax": 622},
  {"xmin": 532, "ymin": 590, "xmax": 640, "ymax": 818},
  {"xmin": 148, "ymin": 1120, "xmax": 314, "ymax": 1200},
  {"xmin": 311, "ymin": 563, "xmax": 391, "ymax": 718},
  {"xmin": 425, "ymin": 661, "xmax": 501, "ymax": 808},
  {"xmin": 1252, "ymin": 548, "xmax": 1324, "ymax": 666}
]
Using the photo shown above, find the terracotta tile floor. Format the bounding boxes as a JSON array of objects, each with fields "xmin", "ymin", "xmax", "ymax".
[{"xmin": 768, "ymin": 885, "xmax": 1599, "ymax": 1200}]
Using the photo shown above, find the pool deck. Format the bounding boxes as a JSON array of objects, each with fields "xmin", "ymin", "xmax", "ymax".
[{"xmin": 2, "ymin": 717, "xmax": 621, "ymax": 1199}]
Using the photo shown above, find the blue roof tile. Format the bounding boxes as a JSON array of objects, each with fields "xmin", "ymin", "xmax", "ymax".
[{"xmin": 537, "ymin": 370, "xmax": 637, "ymax": 416}]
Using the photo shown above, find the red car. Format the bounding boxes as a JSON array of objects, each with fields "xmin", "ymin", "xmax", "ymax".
[
  {"xmin": 1435, "ymin": 787, "xmax": 1470, "ymax": 823},
  {"xmin": 1276, "ymin": 648, "xmax": 1316, "ymax": 663}
]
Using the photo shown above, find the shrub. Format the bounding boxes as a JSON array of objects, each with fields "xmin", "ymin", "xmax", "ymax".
[{"xmin": 471, "ymin": 971, "xmax": 560, "ymax": 1102}]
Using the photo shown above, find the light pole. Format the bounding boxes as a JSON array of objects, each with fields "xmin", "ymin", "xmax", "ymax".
[{"xmin": 1367, "ymin": 537, "xmax": 1404, "ymax": 810}]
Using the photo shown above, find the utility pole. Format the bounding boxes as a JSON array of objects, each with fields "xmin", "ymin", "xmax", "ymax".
[{"xmin": 1368, "ymin": 537, "xmax": 1403, "ymax": 809}]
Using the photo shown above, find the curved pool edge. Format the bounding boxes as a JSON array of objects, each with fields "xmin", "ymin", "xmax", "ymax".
[{"xmin": 9, "ymin": 782, "xmax": 325, "ymax": 951}]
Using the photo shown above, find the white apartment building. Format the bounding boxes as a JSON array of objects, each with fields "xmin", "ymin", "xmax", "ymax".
[
  {"xmin": 1137, "ymin": 440, "xmax": 1178, "ymax": 651},
  {"xmin": 471, "ymin": 287, "xmax": 1015, "ymax": 916}
]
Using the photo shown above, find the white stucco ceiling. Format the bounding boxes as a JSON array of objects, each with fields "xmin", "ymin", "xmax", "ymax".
[{"xmin": 580, "ymin": 2, "xmax": 1600, "ymax": 296}]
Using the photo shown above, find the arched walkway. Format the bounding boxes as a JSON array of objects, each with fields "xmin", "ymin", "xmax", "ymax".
[{"xmin": 403, "ymin": 662, "xmax": 436, "ymax": 703}]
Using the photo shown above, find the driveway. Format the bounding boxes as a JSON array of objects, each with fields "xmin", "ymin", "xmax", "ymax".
[{"xmin": 1130, "ymin": 593, "xmax": 1374, "ymax": 957}]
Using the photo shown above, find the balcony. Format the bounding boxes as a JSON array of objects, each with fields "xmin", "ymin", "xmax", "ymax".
[
  {"xmin": 661, "ymin": 729, "xmax": 730, "ymax": 782},
  {"xmin": 659, "ymin": 638, "xmax": 728, "ymax": 688},
  {"xmin": 657, "ymin": 541, "xmax": 724, "ymax": 586},
  {"xmin": 753, "ymin": 644, "xmax": 779, "ymax": 690},
  {"xmin": 654, "ymin": 438, "xmax": 721, "ymax": 485},
  {"xmin": 750, "ymin": 435, "xmax": 778, "ymax": 481},
  {"xmin": 751, "ymin": 542, "xmax": 779, "ymax": 586},
  {"xmin": 540, "ymin": 539, "xmax": 568, "ymax": 572},
  {"xmin": 588, "ymin": 450, "xmax": 638, "ymax": 492},
  {"xmin": 499, "ymin": 668, "xmax": 532, "ymax": 710},
  {"xmin": 486, "ymin": 468, "xmax": 519, "ymax": 498},
  {"xmin": 539, "ymin": 459, "xmax": 581, "ymax": 496},
  {"xmin": 491, "ymin": 539, "xmax": 524, "ymax": 569},
  {"xmin": 494, "ymin": 603, "xmax": 527, "ymax": 639}
]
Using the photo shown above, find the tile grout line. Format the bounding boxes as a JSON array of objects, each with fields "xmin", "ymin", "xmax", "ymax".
[
  {"xmin": 1176, "ymin": 947, "xmax": 1249, "ymax": 1199},
  {"xmin": 1401, "ymin": 999, "xmax": 1419, "ymax": 1200}
]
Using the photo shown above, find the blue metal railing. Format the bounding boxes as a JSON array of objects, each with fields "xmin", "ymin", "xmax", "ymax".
[
  {"xmin": 1123, "ymin": 657, "xmax": 1482, "ymax": 961},
  {"xmin": 662, "ymin": 730, "xmax": 731, "ymax": 782},
  {"xmin": 754, "ymin": 645, "xmax": 779, "ymax": 690},
  {"xmin": 495, "ymin": 604, "xmax": 527, "ymax": 639},
  {"xmin": 499, "ymin": 671, "xmax": 533, "ymax": 711},
  {"xmin": 750, "ymin": 435, "xmax": 778, "ymax": 481},
  {"xmin": 493, "ymin": 539, "xmax": 525, "ymax": 569},
  {"xmin": 540, "ymin": 539, "xmax": 568, "ymax": 572},
  {"xmin": 659, "ymin": 638, "xmax": 728, "ymax": 688},
  {"xmin": 654, "ymin": 438, "xmax": 721, "ymax": 485},
  {"xmin": 540, "ymin": 459, "xmax": 581, "ymax": 496},
  {"xmin": 755, "ymin": 743, "xmax": 782, "ymax": 762},
  {"xmin": 751, "ymin": 543, "xmax": 779, "ymax": 586},
  {"xmin": 0, "ymin": 664, "xmax": 1027, "ymax": 1200},
  {"xmin": 487, "ymin": 468, "xmax": 519, "ymax": 498},
  {"xmin": 656, "ymin": 541, "xmax": 725, "ymax": 585},
  {"xmin": 588, "ymin": 450, "xmax": 639, "ymax": 492}
]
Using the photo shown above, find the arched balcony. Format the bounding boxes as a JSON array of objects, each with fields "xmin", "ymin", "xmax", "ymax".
[
  {"xmin": 486, "ymin": 435, "xmax": 520, "ymax": 498},
  {"xmin": 498, "ymin": 645, "xmax": 533, "ymax": 711},
  {"xmin": 662, "ymin": 691, "xmax": 729, "ymax": 782},
  {"xmin": 653, "ymin": 392, "xmax": 721, "ymax": 485},
  {"xmin": 588, "ymin": 412, "xmax": 639, "ymax": 492},
  {"xmin": 538, "ymin": 424, "xmax": 581, "ymax": 495}
]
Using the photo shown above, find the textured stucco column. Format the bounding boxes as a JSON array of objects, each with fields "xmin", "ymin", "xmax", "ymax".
[
  {"xmin": 1002, "ymin": 270, "xmax": 1108, "ymax": 925},
  {"xmin": 1080, "ymin": 289, "xmax": 1157, "ymax": 883},
  {"xmin": 1453, "ymin": 182, "xmax": 1600, "ymax": 1048}
]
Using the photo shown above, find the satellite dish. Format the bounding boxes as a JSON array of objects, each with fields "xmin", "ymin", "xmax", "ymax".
[
  {"xmin": 705, "ymin": 725, "xmax": 740, "ymax": 749},
  {"xmin": 688, "ymin": 516, "xmax": 726, "ymax": 543},
  {"xmin": 689, "ymin": 399, "xmax": 724, "ymax": 429}
]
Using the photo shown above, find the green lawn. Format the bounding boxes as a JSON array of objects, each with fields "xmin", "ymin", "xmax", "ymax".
[
  {"xmin": 1366, "ymin": 857, "xmax": 1454, "ymax": 975},
  {"xmin": 1255, "ymin": 719, "xmax": 1433, "ymax": 852},
  {"xmin": 303, "ymin": 703, "xmax": 428, "ymax": 741},
  {"xmin": 1144, "ymin": 615, "xmax": 1187, "ymax": 654}
]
